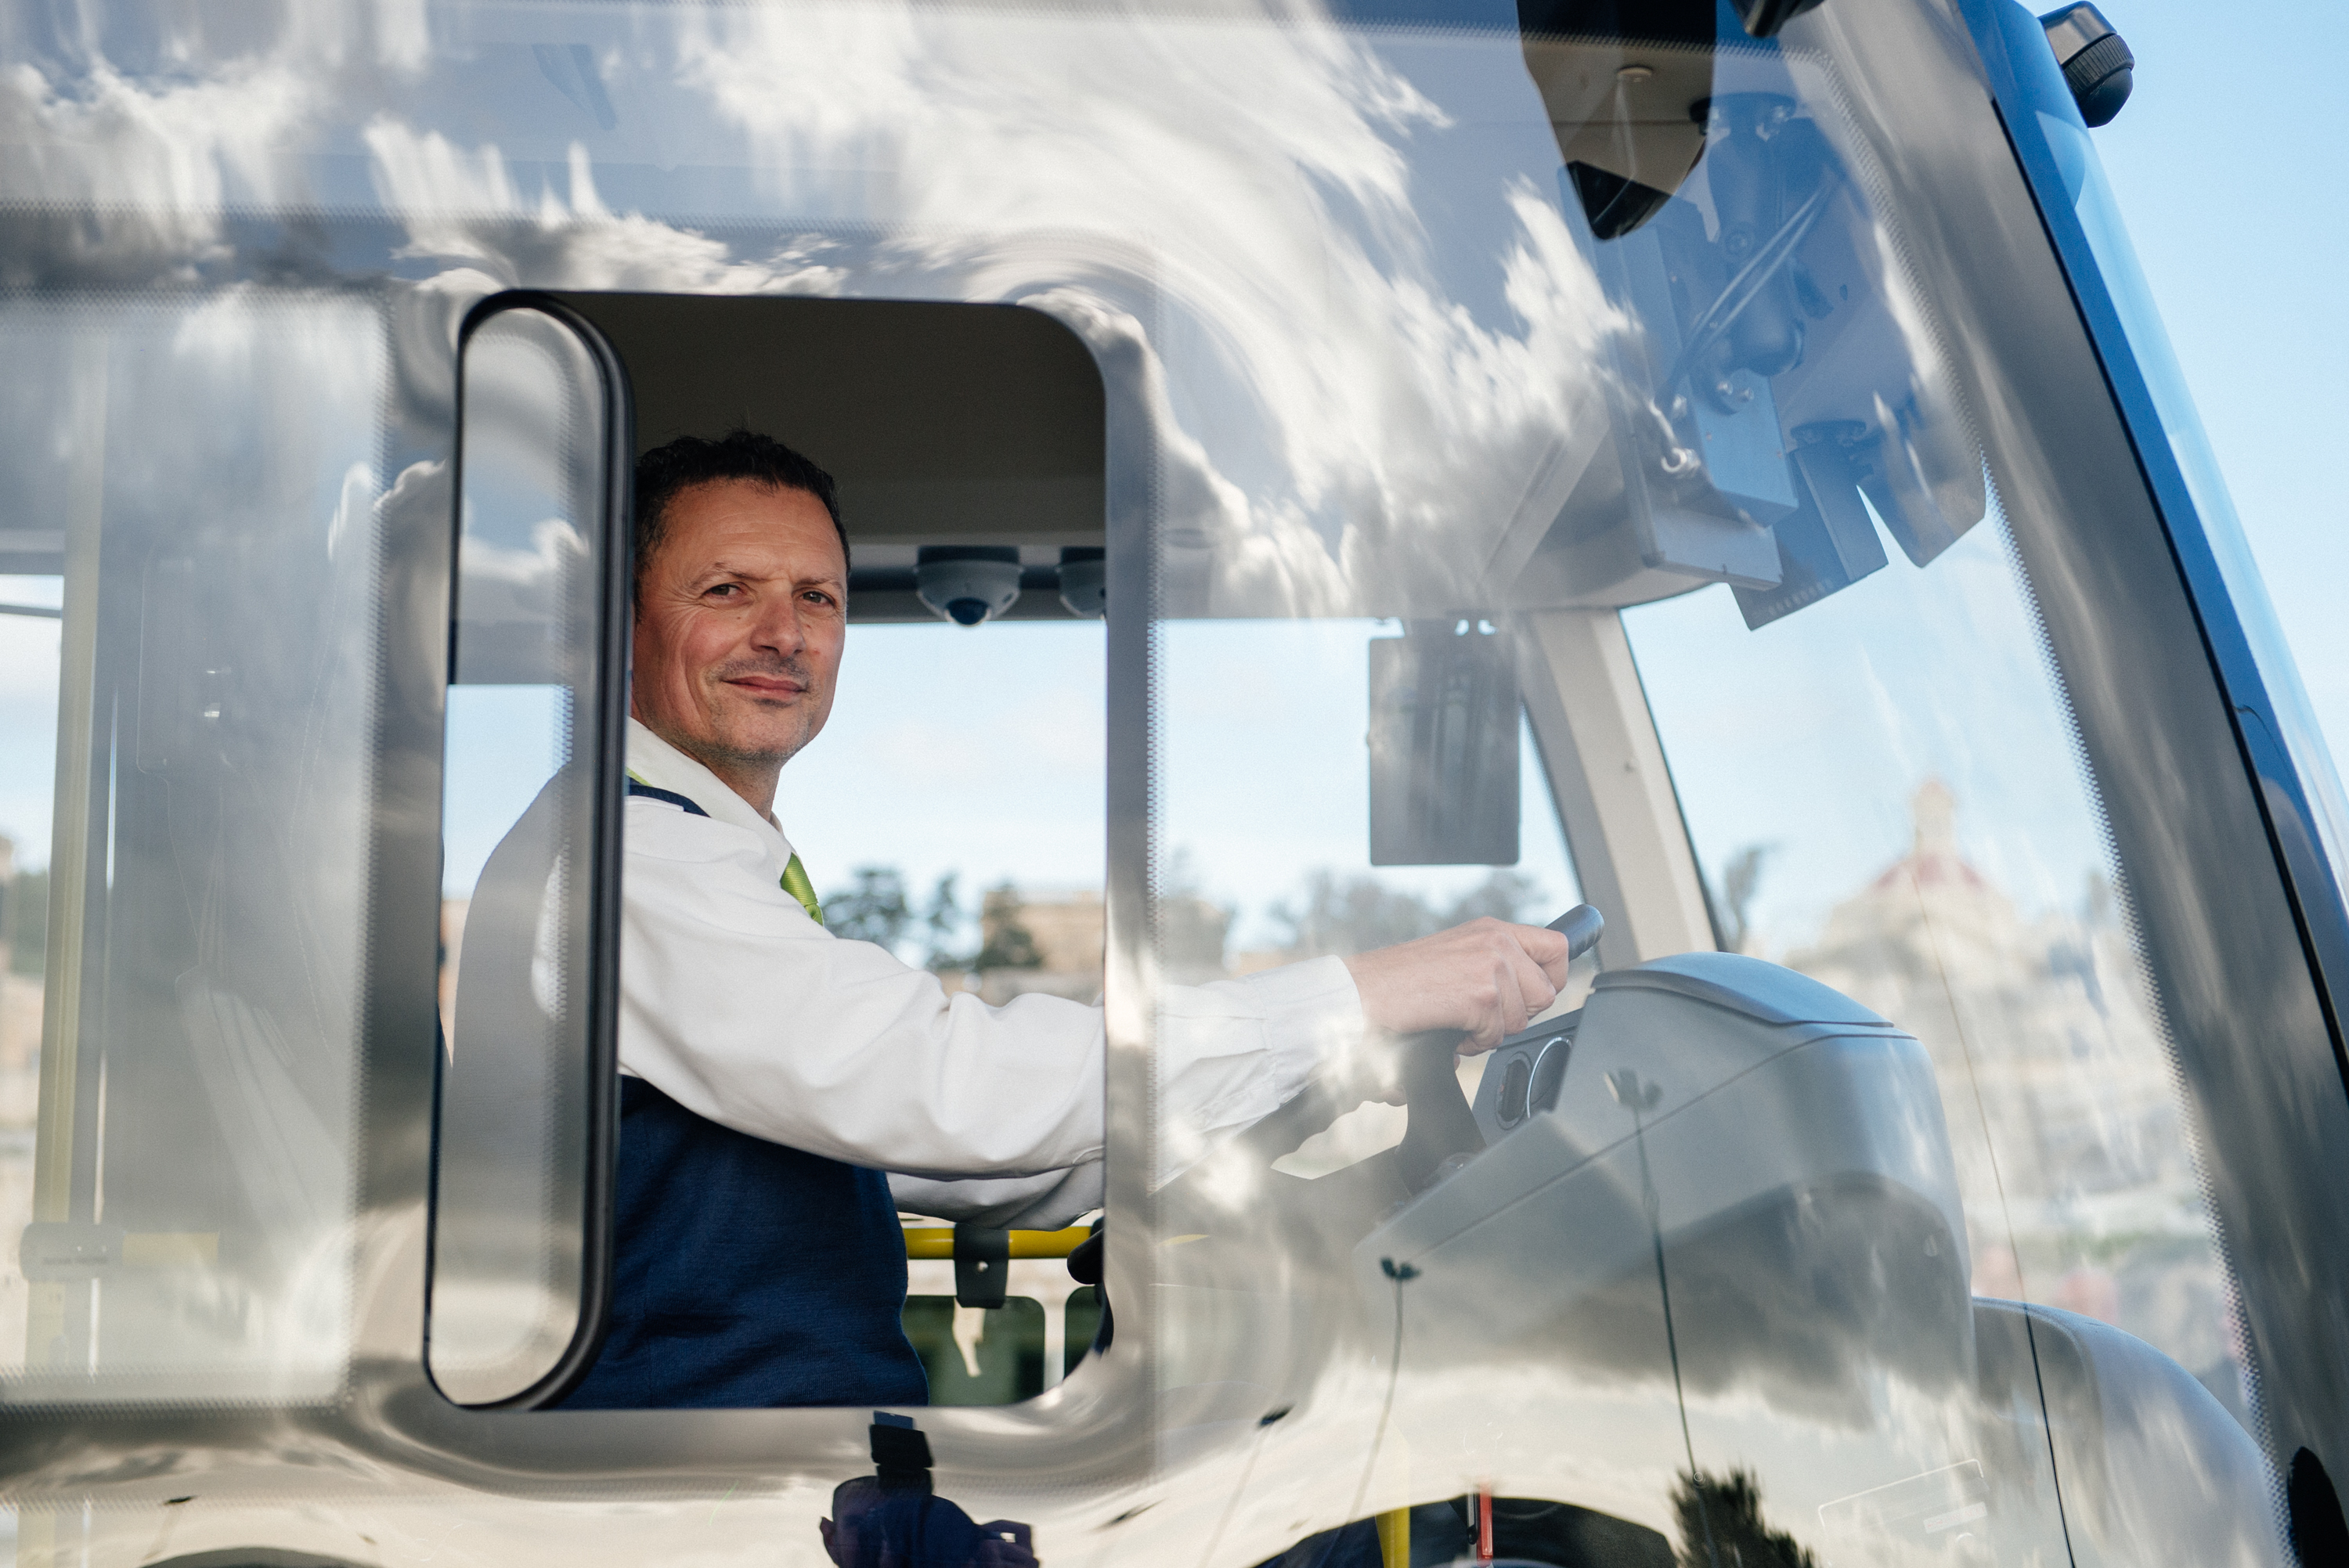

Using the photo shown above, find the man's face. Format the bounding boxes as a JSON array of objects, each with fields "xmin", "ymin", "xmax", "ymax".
[{"xmin": 630, "ymin": 478, "xmax": 847, "ymax": 783}]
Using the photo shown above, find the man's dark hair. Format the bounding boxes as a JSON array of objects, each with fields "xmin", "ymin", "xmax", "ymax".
[{"xmin": 633, "ymin": 430, "xmax": 850, "ymax": 595}]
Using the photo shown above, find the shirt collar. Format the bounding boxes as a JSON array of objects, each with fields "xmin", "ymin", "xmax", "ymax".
[{"xmin": 626, "ymin": 718, "xmax": 798, "ymax": 870}]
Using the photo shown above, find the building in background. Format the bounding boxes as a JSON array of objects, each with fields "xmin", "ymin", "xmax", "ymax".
[
  {"xmin": 1788, "ymin": 783, "xmax": 2244, "ymax": 1415},
  {"xmin": 962, "ymin": 885, "xmax": 1109, "ymax": 1004}
]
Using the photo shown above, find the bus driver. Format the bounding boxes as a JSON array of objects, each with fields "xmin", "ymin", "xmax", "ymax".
[{"xmin": 556, "ymin": 431, "xmax": 1574, "ymax": 1409}]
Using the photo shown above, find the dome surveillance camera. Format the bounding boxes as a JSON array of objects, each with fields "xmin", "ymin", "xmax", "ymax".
[
  {"xmin": 1056, "ymin": 548, "xmax": 1106, "ymax": 618},
  {"xmin": 915, "ymin": 546, "xmax": 1023, "ymax": 626}
]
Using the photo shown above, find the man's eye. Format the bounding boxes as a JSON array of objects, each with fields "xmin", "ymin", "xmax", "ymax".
[{"xmin": 704, "ymin": 582, "xmax": 742, "ymax": 599}]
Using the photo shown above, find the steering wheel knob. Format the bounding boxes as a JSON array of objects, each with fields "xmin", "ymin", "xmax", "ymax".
[{"xmin": 1546, "ymin": 904, "xmax": 1605, "ymax": 961}]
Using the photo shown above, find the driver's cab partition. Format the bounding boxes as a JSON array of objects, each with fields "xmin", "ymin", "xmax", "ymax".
[{"xmin": 1100, "ymin": 3, "xmax": 2288, "ymax": 1554}]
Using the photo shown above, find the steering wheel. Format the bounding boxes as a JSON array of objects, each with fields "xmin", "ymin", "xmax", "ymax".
[
  {"xmin": 1390, "ymin": 904, "xmax": 1604, "ymax": 1192},
  {"xmin": 1163, "ymin": 904, "xmax": 1607, "ymax": 1205},
  {"xmin": 1089, "ymin": 907, "xmax": 1607, "ymax": 1345}
]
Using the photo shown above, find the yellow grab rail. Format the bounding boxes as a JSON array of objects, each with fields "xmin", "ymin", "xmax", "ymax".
[
  {"xmin": 901, "ymin": 1226, "xmax": 1092, "ymax": 1261},
  {"xmin": 1375, "ymin": 1508, "xmax": 1409, "ymax": 1568}
]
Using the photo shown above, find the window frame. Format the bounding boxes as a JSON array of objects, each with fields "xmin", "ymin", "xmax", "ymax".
[
  {"xmin": 402, "ymin": 287, "xmax": 1159, "ymax": 1486},
  {"xmin": 428, "ymin": 290, "xmax": 636, "ymax": 1411}
]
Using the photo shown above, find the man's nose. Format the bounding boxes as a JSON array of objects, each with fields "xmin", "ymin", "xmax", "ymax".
[{"xmin": 746, "ymin": 593, "xmax": 809, "ymax": 655}]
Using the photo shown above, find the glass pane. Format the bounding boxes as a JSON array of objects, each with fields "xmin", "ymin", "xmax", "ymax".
[
  {"xmin": 2038, "ymin": 108, "xmax": 2349, "ymax": 903},
  {"xmin": 1142, "ymin": 13, "xmax": 2277, "ymax": 1567},
  {"xmin": 428, "ymin": 305, "xmax": 616, "ymax": 1407},
  {"xmin": 0, "ymin": 299, "xmax": 384, "ymax": 1403},
  {"xmin": 1625, "ymin": 510, "xmax": 2254, "ymax": 1425},
  {"xmin": 1162, "ymin": 619, "xmax": 1581, "ymax": 975}
]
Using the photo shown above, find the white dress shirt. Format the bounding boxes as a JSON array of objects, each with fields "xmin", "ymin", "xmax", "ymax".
[{"xmin": 618, "ymin": 719, "xmax": 1363, "ymax": 1228}]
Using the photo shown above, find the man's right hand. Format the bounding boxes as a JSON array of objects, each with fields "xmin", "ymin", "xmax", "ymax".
[{"xmin": 1341, "ymin": 917, "xmax": 1575, "ymax": 1051}]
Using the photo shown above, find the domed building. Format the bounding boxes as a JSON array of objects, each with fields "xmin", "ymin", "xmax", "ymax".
[{"xmin": 1787, "ymin": 781, "xmax": 2245, "ymax": 1415}]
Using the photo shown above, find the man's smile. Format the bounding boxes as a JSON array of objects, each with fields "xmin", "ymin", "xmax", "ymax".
[{"xmin": 723, "ymin": 672, "xmax": 808, "ymax": 700}]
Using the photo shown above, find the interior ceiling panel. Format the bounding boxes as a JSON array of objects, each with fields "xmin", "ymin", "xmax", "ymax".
[{"xmin": 557, "ymin": 291, "xmax": 1107, "ymax": 558}]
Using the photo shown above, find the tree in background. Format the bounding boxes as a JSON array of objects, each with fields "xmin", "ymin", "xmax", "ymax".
[
  {"xmin": 1272, "ymin": 871, "xmax": 1438, "ymax": 957},
  {"xmin": 922, "ymin": 873, "xmax": 968, "ymax": 971},
  {"xmin": 825, "ymin": 866, "xmax": 913, "ymax": 955},
  {"xmin": 1160, "ymin": 848, "xmax": 1235, "ymax": 975},
  {"xmin": 1, "ymin": 865, "xmax": 46, "ymax": 977},
  {"xmin": 1442, "ymin": 867, "xmax": 1545, "ymax": 926},
  {"xmin": 972, "ymin": 882, "xmax": 1045, "ymax": 971},
  {"xmin": 830, "ymin": 869, "xmax": 1074, "ymax": 974},
  {"xmin": 1671, "ymin": 1467, "xmax": 1817, "ymax": 1568}
]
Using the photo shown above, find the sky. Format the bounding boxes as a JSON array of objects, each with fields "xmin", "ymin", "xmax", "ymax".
[
  {"xmin": 2093, "ymin": 0, "xmax": 2349, "ymax": 792},
  {"xmin": 8, "ymin": 0, "xmax": 2346, "ymax": 959},
  {"xmin": 444, "ymin": 618, "xmax": 1579, "ymax": 954},
  {"xmin": 1614, "ymin": 0, "xmax": 2349, "ymax": 952},
  {"xmin": 0, "ymin": 577, "xmax": 62, "ymax": 881},
  {"xmin": 787, "ymin": 2, "xmax": 2349, "ymax": 955}
]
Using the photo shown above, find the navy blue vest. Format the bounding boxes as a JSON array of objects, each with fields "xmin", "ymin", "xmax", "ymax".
[{"xmin": 557, "ymin": 780, "xmax": 928, "ymax": 1409}]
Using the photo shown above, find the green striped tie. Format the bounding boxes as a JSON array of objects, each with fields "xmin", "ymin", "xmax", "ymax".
[{"xmin": 781, "ymin": 852, "xmax": 824, "ymax": 927}]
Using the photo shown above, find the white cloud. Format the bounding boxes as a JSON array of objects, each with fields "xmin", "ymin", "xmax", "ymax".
[
  {"xmin": 659, "ymin": 8, "xmax": 1622, "ymax": 615},
  {"xmin": 365, "ymin": 117, "xmax": 524, "ymax": 218},
  {"xmin": 330, "ymin": 6, "xmax": 1618, "ymax": 624},
  {"xmin": 364, "ymin": 117, "xmax": 852, "ymax": 294},
  {"xmin": 0, "ymin": 57, "xmax": 314, "ymax": 279}
]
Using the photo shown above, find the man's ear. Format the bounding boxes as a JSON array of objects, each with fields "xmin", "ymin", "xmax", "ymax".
[{"xmin": 818, "ymin": 1516, "xmax": 841, "ymax": 1566}]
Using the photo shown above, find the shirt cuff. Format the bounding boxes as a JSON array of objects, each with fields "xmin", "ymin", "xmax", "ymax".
[
  {"xmin": 1237, "ymin": 949, "xmax": 1359, "ymax": 1037},
  {"xmin": 1218, "ymin": 953, "xmax": 1365, "ymax": 1109}
]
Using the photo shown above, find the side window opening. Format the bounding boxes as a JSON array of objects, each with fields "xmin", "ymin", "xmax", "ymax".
[{"xmin": 432, "ymin": 292, "xmax": 1117, "ymax": 1410}]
